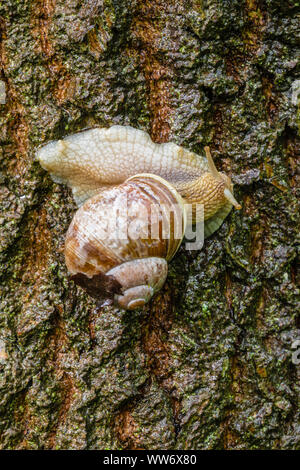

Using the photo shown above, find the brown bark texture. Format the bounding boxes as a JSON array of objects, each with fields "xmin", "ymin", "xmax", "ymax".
[{"xmin": 0, "ymin": 0, "xmax": 299, "ymax": 450}]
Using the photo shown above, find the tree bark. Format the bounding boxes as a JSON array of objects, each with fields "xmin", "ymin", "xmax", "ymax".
[{"xmin": 0, "ymin": 0, "xmax": 299, "ymax": 450}]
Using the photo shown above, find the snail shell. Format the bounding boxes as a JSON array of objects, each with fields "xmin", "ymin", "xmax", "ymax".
[{"xmin": 65, "ymin": 174, "xmax": 186, "ymax": 310}]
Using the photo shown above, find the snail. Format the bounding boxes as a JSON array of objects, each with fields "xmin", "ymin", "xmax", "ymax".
[{"xmin": 37, "ymin": 125, "xmax": 240, "ymax": 310}]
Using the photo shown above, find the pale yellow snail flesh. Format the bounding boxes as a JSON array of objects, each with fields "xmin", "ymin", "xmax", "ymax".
[{"xmin": 37, "ymin": 126, "xmax": 240, "ymax": 309}]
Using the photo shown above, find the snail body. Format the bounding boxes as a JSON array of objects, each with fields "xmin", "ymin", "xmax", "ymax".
[{"xmin": 37, "ymin": 125, "xmax": 240, "ymax": 309}]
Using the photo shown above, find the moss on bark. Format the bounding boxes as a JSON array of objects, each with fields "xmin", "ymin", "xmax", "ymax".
[{"xmin": 0, "ymin": 0, "xmax": 299, "ymax": 449}]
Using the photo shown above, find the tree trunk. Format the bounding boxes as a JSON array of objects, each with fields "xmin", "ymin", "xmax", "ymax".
[{"xmin": 0, "ymin": 0, "xmax": 299, "ymax": 450}]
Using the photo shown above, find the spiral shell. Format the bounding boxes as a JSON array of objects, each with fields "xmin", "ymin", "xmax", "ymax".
[{"xmin": 65, "ymin": 174, "xmax": 186, "ymax": 309}]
